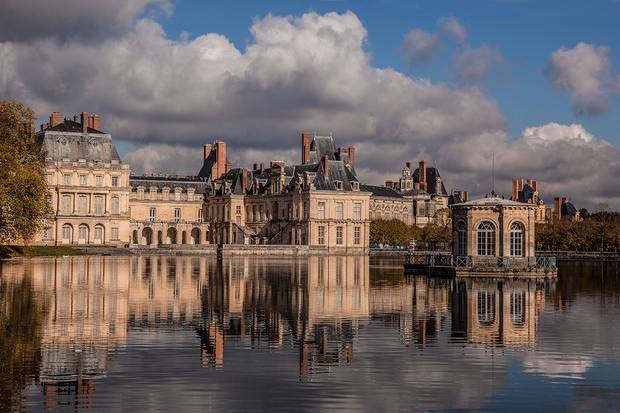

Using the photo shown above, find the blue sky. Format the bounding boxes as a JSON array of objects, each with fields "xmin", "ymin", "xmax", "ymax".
[
  {"xmin": 163, "ymin": 0, "xmax": 620, "ymax": 143},
  {"xmin": 2, "ymin": 0, "xmax": 619, "ymax": 207}
]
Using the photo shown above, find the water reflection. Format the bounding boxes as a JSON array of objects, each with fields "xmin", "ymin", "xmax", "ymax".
[{"xmin": 1, "ymin": 257, "xmax": 619, "ymax": 412}]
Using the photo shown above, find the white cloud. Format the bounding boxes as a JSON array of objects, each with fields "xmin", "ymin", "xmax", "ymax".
[
  {"xmin": 402, "ymin": 29, "xmax": 440, "ymax": 67},
  {"xmin": 1, "ymin": 11, "xmax": 619, "ymax": 209},
  {"xmin": 544, "ymin": 42, "xmax": 620, "ymax": 116},
  {"xmin": 437, "ymin": 16, "xmax": 467, "ymax": 43},
  {"xmin": 453, "ymin": 45, "xmax": 503, "ymax": 85}
]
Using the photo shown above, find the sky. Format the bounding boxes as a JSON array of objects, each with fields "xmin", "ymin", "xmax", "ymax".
[{"xmin": 1, "ymin": 0, "xmax": 619, "ymax": 209}]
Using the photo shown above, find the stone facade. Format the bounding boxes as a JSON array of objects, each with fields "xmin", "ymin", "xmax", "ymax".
[
  {"xmin": 451, "ymin": 197, "xmax": 537, "ymax": 264},
  {"xmin": 204, "ymin": 134, "xmax": 371, "ymax": 253},
  {"xmin": 33, "ymin": 112, "xmax": 132, "ymax": 246},
  {"xmin": 376, "ymin": 161, "xmax": 451, "ymax": 227},
  {"xmin": 129, "ymin": 176, "xmax": 210, "ymax": 246}
]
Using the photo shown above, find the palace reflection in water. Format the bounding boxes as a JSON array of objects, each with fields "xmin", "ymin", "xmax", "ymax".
[{"xmin": 0, "ymin": 255, "xmax": 555, "ymax": 410}]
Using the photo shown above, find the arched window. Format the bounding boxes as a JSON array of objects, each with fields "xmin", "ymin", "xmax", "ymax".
[
  {"xmin": 477, "ymin": 290, "xmax": 496, "ymax": 325},
  {"xmin": 510, "ymin": 291, "xmax": 525, "ymax": 325},
  {"xmin": 78, "ymin": 224, "xmax": 89, "ymax": 243},
  {"xmin": 510, "ymin": 222, "xmax": 524, "ymax": 256},
  {"xmin": 457, "ymin": 221, "xmax": 467, "ymax": 256},
  {"xmin": 477, "ymin": 221, "xmax": 496, "ymax": 256},
  {"xmin": 94, "ymin": 225, "xmax": 104, "ymax": 243}
]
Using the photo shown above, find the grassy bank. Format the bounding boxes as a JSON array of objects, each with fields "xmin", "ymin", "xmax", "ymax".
[{"xmin": 0, "ymin": 245, "xmax": 87, "ymax": 259}]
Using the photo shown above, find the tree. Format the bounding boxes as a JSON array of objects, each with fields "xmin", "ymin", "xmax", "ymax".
[
  {"xmin": 0, "ymin": 101, "xmax": 51, "ymax": 244},
  {"xmin": 370, "ymin": 219, "xmax": 413, "ymax": 247}
]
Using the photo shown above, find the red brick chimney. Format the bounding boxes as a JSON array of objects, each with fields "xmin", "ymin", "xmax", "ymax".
[
  {"xmin": 301, "ymin": 132, "xmax": 312, "ymax": 164},
  {"xmin": 419, "ymin": 160, "xmax": 427, "ymax": 184},
  {"xmin": 347, "ymin": 146, "xmax": 356, "ymax": 166},
  {"xmin": 241, "ymin": 168, "xmax": 248, "ymax": 193},
  {"xmin": 211, "ymin": 141, "xmax": 227, "ymax": 179},
  {"xmin": 511, "ymin": 179, "xmax": 518, "ymax": 200},
  {"xmin": 49, "ymin": 112, "xmax": 63, "ymax": 128},
  {"xmin": 462, "ymin": 191, "xmax": 469, "ymax": 202},
  {"xmin": 92, "ymin": 114, "xmax": 100, "ymax": 130},
  {"xmin": 80, "ymin": 112, "xmax": 89, "ymax": 133},
  {"xmin": 321, "ymin": 155, "xmax": 329, "ymax": 179},
  {"xmin": 527, "ymin": 179, "xmax": 538, "ymax": 192},
  {"xmin": 554, "ymin": 197, "xmax": 562, "ymax": 220}
]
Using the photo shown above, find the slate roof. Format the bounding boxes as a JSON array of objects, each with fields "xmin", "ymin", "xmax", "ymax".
[
  {"xmin": 47, "ymin": 120, "xmax": 104, "ymax": 134},
  {"xmin": 39, "ymin": 121, "xmax": 120, "ymax": 163},
  {"xmin": 361, "ymin": 184, "xmax": 403, "ymax": 198},
  {"xmin": 197, "ymin": 151, "xmax": 217, "ymax": 180},
  {"xmin": 411, "ymin": 166, "xmax": 448, "ymax": 196},
  {"xmin": 451, "ymin": 196, "xmax": 534, "ymax": 208},
  {"xmin": 562, "ymin": 201, "xmax": 578, "ymax": 217},
  {"xmin": 130, "ymin": 175, "xmax": 209, "ymax": 194}
]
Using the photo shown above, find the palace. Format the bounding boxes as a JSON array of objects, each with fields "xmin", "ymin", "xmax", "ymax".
[{"xmin": 32, "ymin": 112, "xmax": 370, "ymax": 252}]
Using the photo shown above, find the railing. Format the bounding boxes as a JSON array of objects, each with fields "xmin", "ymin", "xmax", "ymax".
[{"xmin": 407, "ymin": 252, "xmax": 557, "ymax": 270}]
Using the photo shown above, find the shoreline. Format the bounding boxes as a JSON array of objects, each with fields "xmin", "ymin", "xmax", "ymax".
[{"xmin": 2, "ymin": 245, "xmax": 619, "ymax": 260}]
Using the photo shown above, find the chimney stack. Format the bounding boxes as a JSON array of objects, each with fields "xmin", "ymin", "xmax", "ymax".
[
  {"xmin": 301, "ymin": 132, "xmax": 312, "ymax": 164},
  {"xmin": 92, "ymin": 114, "xmax": 100, "ymax": 130},
  {"xmin": 321, "ymin": 155, "xmax": 329, "ymax": 179},
  {"xmin": 49, "ymin": 112, "xmax": 63, "ymax": 128},
  {"xmin": 406, "ymin": 161, "xmax": 411, "ymax": 171},
  {"xmin": 347, "ymin": 146, "xmax": 356, "ymax": 166},
  {"xmin": 211, "ymin": 141, "xmax": 227, "ymax": 179},
  {"xmin": 253, "ymin": 163, "xmax": 258, "ymax": 171},
  {"xmin": 419, "ymin": 160, "xmax": 427, "ymax": 184},
  {"xmin": 554, "ymin": 197, "xmax": 562, "ymax": 220},
  {"xmin": 241, "ymin": 169, "xmax": 248, "ymax": 193},
  {"xmin": 80, "ymin": 112, "xmax": 89, "ymax": 134}
]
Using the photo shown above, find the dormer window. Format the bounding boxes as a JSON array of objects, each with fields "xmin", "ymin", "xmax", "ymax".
[
  {"xmin": 351, "ymin": 181, "xmax": 359, "ymax": 191},
  {"xmin": 334, "ymin": 180, "xmax": 343, "ymax": 190}
]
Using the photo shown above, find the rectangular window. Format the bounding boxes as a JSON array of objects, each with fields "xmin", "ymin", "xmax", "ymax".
[
  {"xmin": 236, "ymin": 205, "xmax": 241, "ymax": 214},
  {"xmin": 353, "ymin": 203, "xmax": 361, "ymax": 220},
  {"xmin": 62, "ymin": 194, "xmax": 72, "ymax": 213},
  {"xmin": 46, "ymin": 174, "xmax": 53, "ymax": 185},
  {"xmin": 62, "ymin": 225, "xmax": 71, "ymax": 240},
  {"xmin": 175, "ymin": 208, "xmax": 181, "ymax": 222},
  {"xmin": 111, "ymin": 176, "xmax": 118, "ymax": 187},
  {"xmin": 318, "ymin": 202, "xmax": 325, "ymax": 219},
  {"xmin": 78, "ymin": 195, "xmax": 87, "ymax": 214},
  {"xmin": 95, "ymin": 175, "xmax": 103, "ymax": 186},
  {"xmin": 336, "ymin": 226, "xmax": 343, "ymax": 245},
  {"xmin": 63, "ymin": 174, "xmax": 71, "ymax": 185},
  {"xmin": 288, "ymin": 203, "xmax": 293, "ymax": 219},
  {"xmin": 318, "ymin": 226, "xmax": 326, "ymax": 245},
  {"xmin": 198, "ymin": 209, "xmax": 203, "ymax": 223},
  {"xmin": 259, "ymin": 205, "xmax": 264, "ymax": 221},
  {"xmin": 78, "ymin": 225, "xmax": 87, "ymax": 241},
  {"xmin": 149, "ymin": 207, "xmax": 156, "ymax": 222},
  {"xmin": 335, "ymin": 202, "xmax": 343, "ymax": 220},
  {"xmin": 111, "ymin": 196, "xmax": 120, "ymax": 215},
  {"xmin": 94, "ymin": 196, "xmax": 103, "ymax": 215},
  {"xmin": 79, "ymin": 175, "xmax": 87, "ymax": 185},
  {"xmin": 304, "ymin": 202, "xmax": 309, "ymax": 219},
  {"xmin": 111, "ymin": 227, "xmax": 119, "ymax": 241},
  {"xmin": 354, "ymin": 226, "xmax": 361, "ymax": 245},
  {"xmin": 44, "ymin": 227, "xmax": 53, "ymax": 239}
]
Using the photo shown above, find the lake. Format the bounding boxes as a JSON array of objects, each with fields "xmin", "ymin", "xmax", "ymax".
[{"xmin": 1, "ymin": 255, "xmax": 619, "ymax": 412}]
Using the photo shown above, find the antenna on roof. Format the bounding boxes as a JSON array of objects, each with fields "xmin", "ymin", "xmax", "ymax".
[{"xmin": 491, "ymin": 151, "xmax": 496, "ymax": 196}]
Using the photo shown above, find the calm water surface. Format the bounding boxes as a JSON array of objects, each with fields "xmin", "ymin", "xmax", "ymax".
[{"xmin": 1, "ymin": 256, "xmax": 620, "ymax": 412}]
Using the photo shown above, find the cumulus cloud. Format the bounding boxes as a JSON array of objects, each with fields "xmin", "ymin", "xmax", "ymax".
[
  {"xmin": 437, "ymin": 16, "xmax": 467, "ymax": 43},
  {"xmin": 0, "ymin": 0, "xmax": 171, "ymax": 42},
  {"xmin": 1, "ymin": 11, "xmax": 619, "ymax": 209},
  {"xmin": 544, "ymin": 42, "xmax": 620, "ymax": 116},
  {"xmin": 401, "ymin": 29, "xmax": 440, "ymax": 67},
  {"xmin": 453, "ymin": 45, "xmax": 503, "ymax": 85}
]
